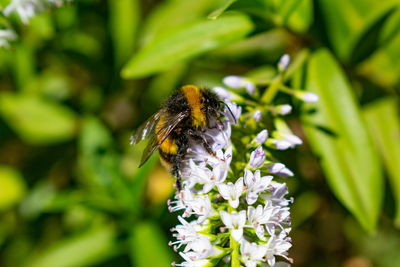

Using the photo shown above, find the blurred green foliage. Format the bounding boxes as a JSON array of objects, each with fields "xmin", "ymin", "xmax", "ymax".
[{"xmin": 0, "ymin": 0, "xmax": 399, "ymax": 266}]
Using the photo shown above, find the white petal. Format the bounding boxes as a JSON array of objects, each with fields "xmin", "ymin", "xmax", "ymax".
[
  {"xmin": 259, "ymin": 176, "xmax": 273, "ymax": 188},
  {"xmin": 244, "ymin": 169, "xmax": 253, "ymax": 187},
  {"xmin": 246, "ymin": 191, "xmax": 259, "ymax": 205},
  {"xmin": 254, "ymin": 225, "xmax": 266, "ymax": 241},
  {"xmin": 220, "ymin": 210, "xmax": 233, "ymax": 228},
  {"xmin": 244, "ymin": 260, "xmax": 257, "ymax": 267},
  {"xmin": 217, "ymin": 183, "xmax": 230, "ymax": 199},
  {"xmin": 229, "ymin": 198, "xmax": 239, "ymax": 208},
  {"xmin": 273, "ymin": 139, "xmax": 292, "ymax": 150},
  {"xmin": 235, "ymin": 177, "xmax": 244, "ymax": 194},
  {"xmin": 231, "ymin": 228, "xmax": 243, "ymax": 242},
  {"xmin": 285, "ymin": 133, "xmax": 302, "ymax": 146},
  {"xmin": 238, "ymin": 210, "xmax": 247, "ymax": 227}
]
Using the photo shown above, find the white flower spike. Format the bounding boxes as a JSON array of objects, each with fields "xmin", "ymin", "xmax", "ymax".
[{"xmin": 168, "ymin": 71, "xmax": 312, "ymax": 266}]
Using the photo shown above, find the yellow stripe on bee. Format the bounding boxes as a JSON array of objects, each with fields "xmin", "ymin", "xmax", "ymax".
[
  {"xmin": 182, "ymin": 85, "xmax": 206, "ymax": 128},
  {"xmin": 160, "ymin": 136, "xmax": 178, "ymax": 155},
  {"xmin": 156, "ymin": 115, "xmax": 178, "ymax": 154}
]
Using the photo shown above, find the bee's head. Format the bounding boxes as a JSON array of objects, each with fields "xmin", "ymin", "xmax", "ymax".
[{"xmin": 202, "ymin": 89, "xmax": 221, "ymax": 119}]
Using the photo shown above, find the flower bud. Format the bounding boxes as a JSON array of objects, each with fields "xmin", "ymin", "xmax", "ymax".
[
  {"xmin": 277, "ymin": 104, "xmax": 292, "ymax": 115},
  {"xmin": 268, "ymin": 163, "xmax": 294, "ymax": 177},
  {"xmin": 278, "ymin": 54, "xmax": 290, "ymax": 71},
  {"xmin": 245, "ymin": 80, "xmax": 256, "ymax": 95},
  {"xmin": 223, "ymin": 75, "xmax": 243, "ymax": 89},
  {"xmin": 255, "ymin": 129, "xmax": 268, "ymax": 144},
  {"xmin": 249, "ymin": 146, "xmax": 266, "ymax": 168},
  {"xmin": 253, "ymin": 110, "xmax": 262, "ymax": 122},
  {"xmin": 294, "ymin": 91, "xmax": 319, "ymax": 102},
  {"xmin": 213, "ymin": 86, "xmax": 232, "ymax": 99}
]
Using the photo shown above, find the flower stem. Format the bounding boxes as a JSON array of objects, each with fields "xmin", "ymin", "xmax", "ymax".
[
  {"xmin": 230, "ymin": 234, "xmax": 241, "ymax": 267},
  {"xmin": 260, "ymin": 75, "xmax": 282, "ymax": 104}
]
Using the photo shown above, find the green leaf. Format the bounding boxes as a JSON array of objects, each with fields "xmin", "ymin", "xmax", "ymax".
[
  {"xmin": 357, "ymin": 26, "xmax": 400, "ymax": 87},
  {"xmin": 139, "ymin": 0, "xmax": 216, "ymax": 46},
  {"xmin": 349, "ymin": 7, "xmax": 396, "ymax": 64},
  {"xmin": 0, "ymin": 92, "xmax": 77, "ymax": 144},
  {"xmin": 363, "ymin": 98, "xmax": 400, "ymax": 227},
  {"xmin": 208, "ymin": 0, "xmax": 237, "ymax": 20},
  {"xmin": 302, "ymin": 49, "xmax": 383, "ymax": 232},
  {"xmin": 284, "ymin": 0, "xmax": 313, "ymax": 33},
  {"xmin": 379, "ymin": 8, "xmax": 400, "ymax": 45},
  {"xmin": 24, "ymin": 225, "xmax": 117, "ymax": 267},
  {"xmin": 317, "ymin": 0, "xmax": 398, "ymax": 61},
  {"xmin": 0, "ymin": 166, "xmax": 26, "ymax": 211},
  {"xmin": 108, "ymin": 0, "xmax": 140, "ymax": 67},
  {"xmin": 130, "ymin": 221, "xmax": 173, "ymax": 267},
  {"xmin": 121, "ymin": 14, "xmax": 254, "ymax": 78},
  {"xmin": 276, "ymin": 0, "xmax": 313, "ymax": 33},
  {"xmin": 78, "ymin": 117, "xmax": 132, "ymax": 208}
]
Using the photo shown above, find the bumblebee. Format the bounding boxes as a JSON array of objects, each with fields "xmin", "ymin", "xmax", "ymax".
[{"xmin": 130, "ymin": 85, "xmax": 227, "ymax": 189}]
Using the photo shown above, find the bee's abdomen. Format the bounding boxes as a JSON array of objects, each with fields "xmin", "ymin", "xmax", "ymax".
[{"xmin": 159, "ymin": 136, "xmax": 178, "ymax": 155}]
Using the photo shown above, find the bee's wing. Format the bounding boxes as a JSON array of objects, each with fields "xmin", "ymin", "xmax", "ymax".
[
  {"xmin": 138, "ymin": 111, "xmax": 188, "ymax": 167},
  {"xmin": 130, "ymin": 111, "xmax": 164, "ymax": 146}
]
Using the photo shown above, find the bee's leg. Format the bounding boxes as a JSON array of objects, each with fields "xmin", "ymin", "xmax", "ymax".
[
  {"xmin": 172, "ymin": 135, "xmax": 189, "ymax": 191},
  {"xmin": 188, "ymin": 130, "xmax": 224, "ymax": 161}
]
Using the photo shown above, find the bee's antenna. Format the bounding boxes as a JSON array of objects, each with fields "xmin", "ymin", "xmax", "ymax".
[{"xmin": 220, "ymin": 100, "xmax": 236, "ymax": 123}]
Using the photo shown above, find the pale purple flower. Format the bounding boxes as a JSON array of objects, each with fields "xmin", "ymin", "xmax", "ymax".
[
  {"xmin": 220, "ymin": 210, "xmax": 247, "ymax": 242},
  {"xmin": 174, "ymin": 252, "xmax": 211, "ymax": 267},
  {"xmin": 249, "ymin": 146, "xmax": 266, "ymax": 168},
  {"xmin": 183, "ymin": 236, "xmax": 213, "ymax": 259},
  {"xmin": 184, "ymin": 160, "xmax": 212, "ymax": 189},
  {"xmin": 240, "ymin": 239, "xmax": 268, "ymax": 267},
  {"xmin": 168, "ymin": 188, "xmax": 194, "ymax": 213},
  {"xmin": 223, "ymin": 75, "xmax": 243, "ymax": 88},
  {"xmin": 223, "ymin": 100, "xmax": 241, "ymax": 124},
  {"xmin": 244, "ymin": 169, "xmax": 272, "ymax": 205},
  {"xmin": 171, "ymin": 216, "xmax": 201, "ymax": 249},
  {"xmin": 268, "ymin": 163, "xmax": 294, "ymax": 177},
  {"xmin": 265, "ymin": 234, "xmax": 293, "ymax": 266},
  {"xmin": 253, "ymin": 110, "xmax": 262, "ymax": 122},
  {"xmin": 255, "ymin": 129, "xmax": 268, "ymax": 144},
  {"xmin": 245, "ymin": 80, "xmax": 256, "ymax": 95},
  {"xmin": 217, "ymin": 177, "xmax": 244, "ymax": 208},
  {"xmin": 204, "ymin": 120, "xmax": 231, "ymax": 151},
  {"xmin": 294, "ymin": 91, "xmax": 319, "ymax": 102},
  {"xmin": 186, "ymin": 195, "xmax": 217, "ymax": 223},
  {"xmin": 278, "ymin": 54, "xmax": 290, "ymax": 71},
  {"xmin": 213, "ymin": 86, "xmax": 232, "ymax": 99},
  {"xmin": 269, "ymin": 121, "xmax": 302, "ymax": 150},
  {"xmin": 262, "ymin": 182, "xmax": 290, "ymax": 207},
  {"xmin": 277, "ymin": 104, "xmax": 292, "ymax": 115},
  {"xmin": 223, "ymin": 75, "xmax": 256, "ymax": 95},
  {"xmin": 247, "ymin": 204, "xmax": 273, "ymax": 240}
]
